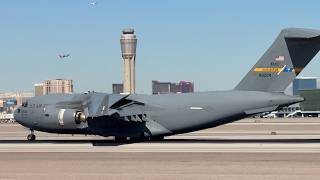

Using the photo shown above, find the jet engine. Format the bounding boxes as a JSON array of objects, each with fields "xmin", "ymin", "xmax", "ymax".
[
  {"xmin": 58, "ymin": 109, "xmax": 86, "ymax": 126},
  {"xmin": 46, "ymin": 108, "xmax": 87, "ymax": 128}
]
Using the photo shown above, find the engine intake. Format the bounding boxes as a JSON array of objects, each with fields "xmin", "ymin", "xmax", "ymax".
[{"xmin": 75, "ymin": 111, "xmax": 86, "ymax": 124}]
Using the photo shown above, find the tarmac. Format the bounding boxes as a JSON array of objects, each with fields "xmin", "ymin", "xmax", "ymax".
[{"xmin": 1, "ymin": 118, "xmax": 320, "ymax": 180}]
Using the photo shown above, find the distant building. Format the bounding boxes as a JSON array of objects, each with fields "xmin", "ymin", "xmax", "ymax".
[
  {"xmin": 177, "ymin": 81, "xmax": 194, "ymax": 93},
  {"xmin": 152, "ymin": 80, "xmax": 194, "ymax": 94},
  {"xmin": 0, "ymin": 92, "xmax": 33, "ymax": 113},
  {"xmin": 112, "ymin": 83, "xmax": 124, "ymax": 94},
  {"xmin": 293, "ymin": 77, "xmax": 317, "ymax": 95},
  {"xmin": 152, "ymin": 81, "xmax": 177, "ymax": 94},
  {"xmin": 44, "ymin": 79, "xmax": 73, "ymax": 95},
  {"xmin": 299, "ymin": 89, "xmax": 320, "ymax": 111},
  {"xmin": 34, "ymin": 83, "xmax": 44, "ymax": 96}
]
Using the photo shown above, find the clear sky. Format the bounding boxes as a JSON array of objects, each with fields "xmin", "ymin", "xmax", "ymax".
[{"xmin": 1, "ymin": 0, "xmax": 320, "ymax": 94}]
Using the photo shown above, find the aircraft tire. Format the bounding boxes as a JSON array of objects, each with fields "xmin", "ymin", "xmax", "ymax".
[
  {"xmin": 130, "ymin": 136, "xmax": 149, "ymax": 142},
  {"xmin": 150, "ymin": 136, "xmax": 164, "ymax": 141},
  {"xmin": 27, "ymin": 134, "xmax": 36, "ymax": 141},
  {"xmin": 114, "ymin": 136, "xmax": 127, "ymax": 142}
]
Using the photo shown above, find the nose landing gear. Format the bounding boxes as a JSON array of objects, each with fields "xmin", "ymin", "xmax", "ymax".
[{"xmin": 27, "ymin": 130, "xmax": 36, "ymax": 141}]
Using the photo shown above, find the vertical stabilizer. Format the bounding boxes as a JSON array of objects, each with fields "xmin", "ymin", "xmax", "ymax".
[{"xmin": 235, "ymin": 28, "xmax": 320, "ymax": 92}]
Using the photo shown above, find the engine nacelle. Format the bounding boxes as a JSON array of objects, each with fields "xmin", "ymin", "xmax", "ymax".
[{"xmin": 56, "ymin": 109, "xmax": 87, "ymax": 128}]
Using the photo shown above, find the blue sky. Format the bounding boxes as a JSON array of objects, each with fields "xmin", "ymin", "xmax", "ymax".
[{"xmin": 1, "ymin": 0, "xmax": 320, "ymax": 93}]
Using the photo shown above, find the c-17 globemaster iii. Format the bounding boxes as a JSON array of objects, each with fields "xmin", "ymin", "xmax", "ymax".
[{"xmin": 14, "ymin": 28, "xmax": 320, "ymax": 141}]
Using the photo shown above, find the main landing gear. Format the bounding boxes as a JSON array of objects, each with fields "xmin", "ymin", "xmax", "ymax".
[
  {"xmin": 114, "ymin": 136, "xmax": 164, "ymax": 143},
  {"xmin": 27, "ymin": 130, "xmax": 36, "ymax": 141},
  {"xmin": 114, "ymin": 136, "xmax": 128, "ymax": 142}
]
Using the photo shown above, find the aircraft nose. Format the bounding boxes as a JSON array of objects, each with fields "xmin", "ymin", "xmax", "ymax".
[{"xmin": 13, "ymin": 107, "xmax": 21, "ymax": 123}]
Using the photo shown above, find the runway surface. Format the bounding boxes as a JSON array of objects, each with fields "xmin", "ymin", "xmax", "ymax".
[{"xmin": 1, "ymin": 118, "xmax": 320, "ymax": 179}]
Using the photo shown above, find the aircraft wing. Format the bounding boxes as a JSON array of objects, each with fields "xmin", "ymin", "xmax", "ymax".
[{"xmin": 55, "ymin": 93, "xmax": 147, "ymax": 122}]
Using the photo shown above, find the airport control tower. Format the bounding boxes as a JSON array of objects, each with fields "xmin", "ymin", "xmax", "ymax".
[{"xmin": 120, "ymin": 28, "xmax": 137, "ymax": 94}]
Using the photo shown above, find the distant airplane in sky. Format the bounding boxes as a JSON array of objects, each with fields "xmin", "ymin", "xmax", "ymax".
[
  {"xmin": 58, "ymin": 54, "xmax": 70, "ymax": 59},
  {"xmin": 90, "ymin": 1, "xmax": 97, "ymax": 6}
]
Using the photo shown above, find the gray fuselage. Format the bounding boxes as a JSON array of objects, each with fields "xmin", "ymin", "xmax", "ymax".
[{"xmin": 14, "ymin": 91, "xmax": 302, "ymax": 138}]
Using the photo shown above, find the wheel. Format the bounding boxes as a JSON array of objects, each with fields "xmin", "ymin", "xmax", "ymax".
[
  {"xmin": 130, "ymin": 136, "xmax": 149, "ymax": 142},
  {"xmin": 27, "ymin": 134, "xmax": 36, "ymax": 141},
  {"xmin": 114, "ymin": 136, "xmax": 127, "ymax": 142},
  {"xmin": 150, "ymin": 136, "xmax": 164, "ymax": 141}
]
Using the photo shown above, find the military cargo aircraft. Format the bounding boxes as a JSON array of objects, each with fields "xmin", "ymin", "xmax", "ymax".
[{"xmin": 14, "ymin": 28, "xmax": 320, "ymax": 141}]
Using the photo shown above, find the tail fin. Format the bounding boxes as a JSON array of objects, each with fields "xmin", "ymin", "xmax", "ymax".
[{"xmin": 235, "ymin": 28, "xmax": 320, "ymax": 92}]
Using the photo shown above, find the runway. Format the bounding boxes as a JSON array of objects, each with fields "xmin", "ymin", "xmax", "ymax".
[
  {"xmin": 1, "ymin": 118, "xmax": 320, "ymax": 180},
  {"xmin": 1, "ymin": 152, "xmax": 320, "ymax": 180},
  {"xmin": 1, "ymin": 118, "xmax": 320, "ymax": 153}
]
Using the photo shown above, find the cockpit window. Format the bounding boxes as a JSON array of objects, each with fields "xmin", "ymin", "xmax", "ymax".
[{"xmin": 22, "ymin": 101, "xmax": 28, "ymax": 107}]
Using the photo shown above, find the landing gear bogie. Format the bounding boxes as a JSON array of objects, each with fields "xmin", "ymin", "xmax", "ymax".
[
  {"xmin": 114, "ymin": 136, "xmax": 128, "ymax": 142},
  {"xmin": 27, "ymin": 134, "xmax": 36, "ymax": 141},
  {"xmin": 27, "ymin": 130, "xmax": 36, "ymax": 141},
  {"xmin": 150, "ymin": 136, "xmax": 164, "ymax": 141}
]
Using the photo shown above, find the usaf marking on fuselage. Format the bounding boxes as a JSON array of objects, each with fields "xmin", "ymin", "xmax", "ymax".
[{"xmin": 14, "ymin": 28, "xmax": 320, "ymax": 142}]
